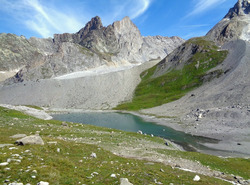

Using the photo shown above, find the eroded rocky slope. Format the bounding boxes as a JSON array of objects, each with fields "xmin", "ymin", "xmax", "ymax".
[{"xmin": 0, "ymin": 60, "xmax": 159, "ymax": 109}]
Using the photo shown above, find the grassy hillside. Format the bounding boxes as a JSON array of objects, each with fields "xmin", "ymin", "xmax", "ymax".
[
  {"xmin": 115, "ymin": 37, "xmax": 228, "ymax": 110},
  {"xmin": 0, "ymin": 106, "xmax": 249, "ymax": 184}
]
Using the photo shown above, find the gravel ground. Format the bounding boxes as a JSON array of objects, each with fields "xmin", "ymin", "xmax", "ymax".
[{"xmin": 0, "ymin": 60, "xmax": 159, "ymax": 109}]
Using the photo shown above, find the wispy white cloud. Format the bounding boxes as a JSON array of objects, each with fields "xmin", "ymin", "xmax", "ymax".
[
  {"xmin": 180, "ymin": 24, "xmax": 211, "ymax": 28},
  {"xmin": 23, "ymin": 0, "xmax": 84, "ymax": 37},
  {"xmin": 106, "ymin": 0, "xmax": 152, "ymax": 23},
  {"xmin": 0, "ymin": 0, "xmax": 152, "ymax": 38},
  {"xmin": 0, "ymin": 0, "xmax": 84, "ymax": 38},
  {"xmin": 182, "ymin": 30, "xmax": 208, "ymax": 40},
  {"xmin": 187, "ymin": 0, "xmax": 227, "ymax": 17},
  {"xmin": 130, "ymin": 0, "xmax": 152, "ymax": 19}
]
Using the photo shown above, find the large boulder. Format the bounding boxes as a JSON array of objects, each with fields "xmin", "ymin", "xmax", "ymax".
[{"xmin": 15, "ymin": 135, "xmax": 44, "ymax": 145}]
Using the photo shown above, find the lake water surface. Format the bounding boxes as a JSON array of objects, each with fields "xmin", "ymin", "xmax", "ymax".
[{"xmin": 52, "ymin": 112, "xmax": 223, "ymax": 152}]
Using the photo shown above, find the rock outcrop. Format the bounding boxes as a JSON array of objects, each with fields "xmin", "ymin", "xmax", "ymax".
[
  {"xmin": 0, "ymin": 34, "xmax": 44, "ymax": 81},
  {"xmin": 206, "ymin": 0, "xmax": 250, "ymax": 45},
  {"xmin": 0, "ymin": 34, "xmax": 43, "ymax": 71},
  {"xmin": 0, "ymin": 16, "xmax": 184, "ymax": 83},
  {"xmin": 15, "ymin": 135, "xmax": 44, "ymax": 145}
]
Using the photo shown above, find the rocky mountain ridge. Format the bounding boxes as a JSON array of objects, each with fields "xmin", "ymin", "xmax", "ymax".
[
  {"xmin": 0, "ymin": 16, "xmax": 184, "ymax": 83},
  {"xmin": 206, "ymin": 0, "xmax": 250, "ymax": 45},
  {"xmin": 151, "ymin": 0, "xmax": 250, "ymax": 100}
]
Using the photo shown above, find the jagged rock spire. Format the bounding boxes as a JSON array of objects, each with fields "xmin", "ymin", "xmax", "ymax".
[
  {"xmin": 77, "ymin": 16, "xmax": 103, "ymax": 39},
  {"xmin": 225, "ymin": 0, "xmax": 250, "ymax": 19}
]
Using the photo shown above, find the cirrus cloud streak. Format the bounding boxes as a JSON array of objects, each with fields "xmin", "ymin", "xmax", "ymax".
[{"xmin": 0, "ymin": 0, "xmax": 152, "ymax": 38}]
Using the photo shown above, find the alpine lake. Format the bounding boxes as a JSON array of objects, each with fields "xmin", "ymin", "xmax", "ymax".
[{"xmin": 52, "ymin": 112, "xmax": 242, "ymax": 157}]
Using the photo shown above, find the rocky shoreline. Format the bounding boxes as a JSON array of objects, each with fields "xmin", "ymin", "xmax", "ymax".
[
  {"xmin": 48, "ymin": 107, "xmax": 250, "ymax": 158},
  {"xmin": 137, "ymin": 108, "xmax": 250, "ymax": 158}
]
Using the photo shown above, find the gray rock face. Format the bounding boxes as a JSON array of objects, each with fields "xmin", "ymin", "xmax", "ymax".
[
  {"xmin": 54, "ymin": 16, "xmax": 104, "ymax": 44},
  {"xmin": 206, "ymin": 0, "xmax": 250, "ymax": 45},
  {"xmin": 0, "ymin": 33, "xmax": 44, "ymax": 82},
  {"xmin": 141, "ymin": 36, "xmax": 185, "ymax": 60},
  {"xmin": 225, "ymin": 0, "xmax": 250, "ymax": 18},
  {"xmin": 15, "ymin": 135, "xmax": 44, "ymax": 145},
  {"xmin": 0, "ymin": 33, "xmax": 43, "ymax": 71},
  {"xmin": 0, "ymin": 16, "xmax": 184, "ymax": 83}
]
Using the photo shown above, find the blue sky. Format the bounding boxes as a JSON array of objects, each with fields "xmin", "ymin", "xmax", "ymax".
[{"xmin": 0, "ymin": 0, "xmax": 237, "ymax": 39}]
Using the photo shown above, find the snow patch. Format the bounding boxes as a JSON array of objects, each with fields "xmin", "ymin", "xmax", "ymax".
[
  {"xmin": 54, "ymin": 64, "xmax": 141, "ymax": 80},
  {"xmin": 240, "ymin": 15, "xmax": 250, "ymax": 42}
]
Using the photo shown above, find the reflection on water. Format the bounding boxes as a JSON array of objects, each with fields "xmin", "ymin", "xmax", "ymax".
[{"xmin": 52, "ymin": 112, "xmax": 220, "ymax": 153}]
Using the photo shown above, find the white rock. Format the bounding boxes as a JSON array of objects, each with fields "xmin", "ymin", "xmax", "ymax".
[
  {"xmin": 154, "ymin": 179, "xmax": 163, "ymax": 184},
  {"xmin": 31, "ymin": 175, "xmax": 36, "ymax": 178},
  {"xmin": 11, "ymin": 154, "xmax": 20, "ymax": 157},
  {"xmin": 37, "ymin": 181, "xmax": 49, "ymax": 185},
  {"xmin": 120, "ymin": 178, "xmax": 133, "ymax": 185},
  {"xmin": 0, "ymin": 162, "xmax": 9, "ymax": 166},
  {"xmin": 57, "ymin": 148, "xmax": 60, "ymax": 153},
  {"xmin": 193, "ymin": 175, "xmax": 200, "ymax": 181},
  {"xmin": 90, "ymin": 152, "xmax": 97, "ymax": 158},
  {"xmin": 8, "ymin": 183, "xmax": 24, "ymax": 185},
  {"xmin": 110, "ymin": 174, "xmax": 117, "ymax": 178},
  {"xmin": 16, "ymin": 135, "xmax": 44, "ymax": 145},
  {"xmin": 91, "ymin": 172, "xmax": 99, "ymax": 176},
  {"xmin": 137, "ymin": 130, "xmax": 143, "ymax": 134},
  {"xmin": 9, "ymin": 147, "xmax": 18, "ymax": 150},
  {"xmin": 15, "ymin": 159, "xmax": 21, "ymax": 163}
]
